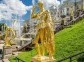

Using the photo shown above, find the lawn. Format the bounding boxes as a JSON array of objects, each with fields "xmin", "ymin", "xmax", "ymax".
[{"xmin": 9, "ymin": 19, "xmax": 84, "ymax": 62}]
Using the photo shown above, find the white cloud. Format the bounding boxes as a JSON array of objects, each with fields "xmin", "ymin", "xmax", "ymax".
[
  {"xmin": 4, "ymin": 0, "xmax": 30, "ymax": 16},
  {"xmin": 0, "ymin": 3, "xmax": 12, "ymax": 20},
  {"xmin": 39, "ymin": 0, "xmax": 60, "ymax": 9},
  {"xmin": 0, "ymin": 0, "xmax": 32, "ymax": 21},
  {"xmin": 27, "ymin": 6, "xmax": 33, "ymax": 11},
  {"xmin": 0, "ymin": 4, "xmax": 8, "ymax": 10}
]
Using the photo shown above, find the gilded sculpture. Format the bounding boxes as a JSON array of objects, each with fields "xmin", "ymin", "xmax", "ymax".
[
  {"xmin": 31, "ymin": 1, "xmax": 55, "ymax": 59},
  {"xmin": 4, "ymin": 26, "xmax": 16, "ymax": 46}
]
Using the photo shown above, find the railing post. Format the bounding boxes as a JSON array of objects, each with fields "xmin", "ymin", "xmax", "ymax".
[
  {"xmin": 15, "ymin": 57, "xmax": 25, "ymax": 62},
  {"xmin": 70, "ymin": 57, "xmax": 72, "ymax": 62},
  {"xmin": 18, "ymin": 59, "xmax": 19, "ymax": 62},
  {"xmin": 16, "ymin": 58, "xmax": 19, "ymax": 62}
]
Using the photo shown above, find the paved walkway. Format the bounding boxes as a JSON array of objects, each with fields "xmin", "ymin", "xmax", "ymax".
[
  {"xmin": 0, "ymin": 60, "xmax": 3, "ymax": 62},
  {"xmin": 3, "ymin": 59, "xmax": 10, "ymax": 62}
]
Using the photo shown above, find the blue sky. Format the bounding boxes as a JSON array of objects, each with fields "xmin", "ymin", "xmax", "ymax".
[
  {"xmin": 0, "ymin": 0, "xmax": 33, "ymax": 25},
  {"xmin": 0, "ymin": 0, "xmax": 60, "ymax": 24},
  {"xmin": 21, "ymin": 0, "xmax": 32, "ymax": 20},
  {"xmin": 0, "ymin": 0, "xmax": 60, "ymax": 21},
  {"xmin": 21, "ymin": 0, "xmax": 60, "ymax": 20},
  {"xmin": 0, "ymin": 0, "xmax": 32, "ymax": 21}
]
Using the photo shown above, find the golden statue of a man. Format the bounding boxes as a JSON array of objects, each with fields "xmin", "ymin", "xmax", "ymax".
[
  {"xmin": 4, "ymin": 27, "xmax": 16, "ymax": 46},
  {"xmin": 31, "ymin": 2, "xmax": 55, "ymax": 59}
]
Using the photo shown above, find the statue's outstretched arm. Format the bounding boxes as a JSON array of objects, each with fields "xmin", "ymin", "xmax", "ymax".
[{"xmin": 31, "ymin": 6, "xmax": 38, "ymax": 18}]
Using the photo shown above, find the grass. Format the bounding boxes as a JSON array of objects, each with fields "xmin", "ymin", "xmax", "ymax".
[{"xmin": 9, "ymin": 19, "xmax": 84, "ymax": 62}]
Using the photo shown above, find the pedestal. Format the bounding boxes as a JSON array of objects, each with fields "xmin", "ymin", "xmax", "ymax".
[
  {"xmin": 32, "ymin": 56, "xmax": 55, "ymax": 62},
  {"xmin": 3, "ymin": 46, "xmax": 12, "ymax": 55},
  {"xmin": 3, "ymin": 46, "xmax": 12, "ymax": 59}
]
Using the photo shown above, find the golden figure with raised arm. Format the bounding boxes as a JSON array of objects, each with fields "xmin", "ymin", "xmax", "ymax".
[
  {"xmin": 4, "ymin": 26, "xmax": 16, "ymax": 46},
  {"xmin": 31, "ymin": 2, "xmax": 55, "ymax": 59}
]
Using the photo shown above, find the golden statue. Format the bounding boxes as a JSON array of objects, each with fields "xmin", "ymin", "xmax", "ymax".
[
  {"xmin": 31, "ymin": 1, "xmax": 55, "ymax": 60},
  {"xmin": 4, "ymin": 27, "xmax": 16, "ymax": 47}
]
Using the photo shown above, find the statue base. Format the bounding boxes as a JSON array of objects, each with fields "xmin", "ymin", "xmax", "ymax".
[
  {"xmin": 32, "ymin": 56, "xmax": 55, "ymax": 62},
  {"xmin": 3, "ymin": 46, "xmax": 12, "ymax": 55},
  {"xmin": 3, "ymin": 46, "xmax": 12, "ymax": 59}
]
